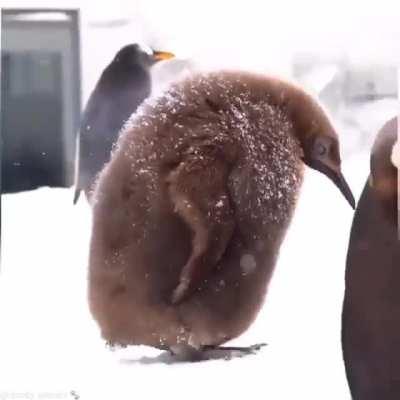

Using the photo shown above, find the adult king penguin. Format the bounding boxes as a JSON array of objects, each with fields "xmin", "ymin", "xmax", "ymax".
[{"xmin": 342, "ymin": 117, "xmax": 399, "ymax": 399}]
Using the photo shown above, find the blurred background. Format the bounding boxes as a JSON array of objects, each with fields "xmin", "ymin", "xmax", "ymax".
[
  {"xmin": 1, "ymin": 1, "xmax": 398, "ymax": 193},
  {"xmin": 0, "ymin": 2, "xmax": 399, "ymax": 399}
]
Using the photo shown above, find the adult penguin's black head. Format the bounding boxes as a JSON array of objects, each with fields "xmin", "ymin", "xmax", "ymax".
[{"xmin": 113, "ymin": 43, "xmax": 175, "ymax": 69}]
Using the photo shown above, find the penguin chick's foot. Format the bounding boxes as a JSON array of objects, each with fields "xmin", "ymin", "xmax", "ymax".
[
  {"xmin": 201, "ymin": 343, "xmax": 267, "ymax": 360},
  {"xmin": 168, "ymin": 343, "xmax": 267, "ymax": 362}
]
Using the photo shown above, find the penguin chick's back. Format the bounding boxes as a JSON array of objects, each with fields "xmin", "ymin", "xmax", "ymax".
[{"xmin": 103, "ymin": 71, "xmax": 304, "ymax": 228}]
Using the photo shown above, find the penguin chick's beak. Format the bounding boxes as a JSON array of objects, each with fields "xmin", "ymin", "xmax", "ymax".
[
  {"xmin": 152, "ymin": 50, "xmax": 175, "ymax": 62},
  {"xmin": 312, "ymin": 160, "xmax": 356, "ymax": 209},
  {"xmin": 330, "ymin": 169, "xmax": 356, "ymax": 209}
]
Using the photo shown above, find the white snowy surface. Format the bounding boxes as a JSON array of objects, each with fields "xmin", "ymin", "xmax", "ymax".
[{"xmin": 0, "ymin": 150, "xmax": 369, "ymax": 400}]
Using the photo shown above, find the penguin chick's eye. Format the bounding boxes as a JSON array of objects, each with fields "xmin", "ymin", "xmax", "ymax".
[
  {"xmin": 312, "ymin": 137, "xmax": 331, "ymax": 159},
  {"xmin": 316, "ymin": 143, "xmax": 327, "ymax": 157}
]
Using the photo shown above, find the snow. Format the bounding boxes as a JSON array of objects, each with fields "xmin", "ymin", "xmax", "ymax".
[
  {"xmin": 0, "ymin": 148, "xmax": 368, "ymax": 399},
  {"xmin": 240, "ymin": 254, "xmax": 257, "ymax": 275},
  {"xmin": 215, "ymin": 200, "xmax": 224, "ymax": 208}
]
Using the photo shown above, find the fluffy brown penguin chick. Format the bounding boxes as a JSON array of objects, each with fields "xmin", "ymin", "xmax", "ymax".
[
  {"xmin": 342, "ymin": 117, "xmax": 399, "ymax": 400},
  {"xmin": 89, "ymin": 70, "xmax": 354, "ymax": 361}
]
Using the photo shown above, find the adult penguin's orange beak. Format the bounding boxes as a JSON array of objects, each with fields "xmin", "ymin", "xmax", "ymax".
[{"xmin": 152, "ymin": 50, "xmax": 175, "ymax": 62}]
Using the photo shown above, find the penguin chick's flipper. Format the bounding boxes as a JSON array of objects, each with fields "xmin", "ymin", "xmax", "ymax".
[{"xmin": 167, "ymin": 146, "xmax": 235, "ymax": 304}]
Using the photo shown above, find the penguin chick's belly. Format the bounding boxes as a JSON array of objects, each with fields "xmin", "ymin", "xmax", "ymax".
[{"xmin": 88, "ymin": 73, "xmax": 304, "ymax": 349}]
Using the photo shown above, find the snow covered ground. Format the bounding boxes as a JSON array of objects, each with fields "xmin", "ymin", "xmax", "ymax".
[{"xmin": 0, "ymin": 144, "xmax": 372, "ymax": 400}]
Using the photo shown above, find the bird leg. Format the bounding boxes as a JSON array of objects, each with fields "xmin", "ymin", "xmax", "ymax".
[
  {"xmin": 167, "ymin": 148, "xmax": 235, "ymax": 304},
  {"xmin": 168, "ymin": 344, "xmax": 204, "ymax": 362},
  {"xmin": 167, "ymin": 343, "xmax": 266, "ymax": 362},
  {"xmin": 201, "ymin": 343, "xmax": 267, "ymax": 358}
]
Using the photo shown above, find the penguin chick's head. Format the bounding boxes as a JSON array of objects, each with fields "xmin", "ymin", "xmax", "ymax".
[
  {"xmin": 113, "ymin": 44, "xmax": 174, "ymax": 68},
  {"xmin": 296, "ymin": 101, "xmax": 355, "ymax": 209}
]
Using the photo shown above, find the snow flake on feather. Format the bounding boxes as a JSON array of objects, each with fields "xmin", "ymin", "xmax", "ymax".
[{"xmin": 240, "ymin": 254, "xmax": 257, "ymax": 275}]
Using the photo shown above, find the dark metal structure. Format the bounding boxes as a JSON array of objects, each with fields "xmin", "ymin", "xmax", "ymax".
[{"xmin": 1, "ymin": 9, "xmax": 81, "ymax": 193}]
